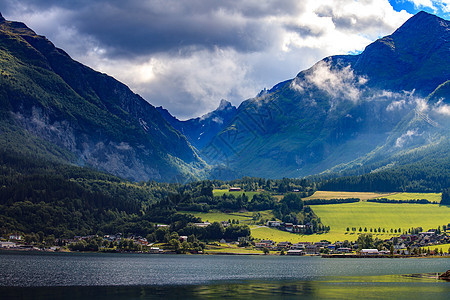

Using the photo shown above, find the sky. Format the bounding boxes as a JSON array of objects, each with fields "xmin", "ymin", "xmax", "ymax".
[{"xmin": 1, "ymin": 0, "xmax": 449, "ymax": 119}]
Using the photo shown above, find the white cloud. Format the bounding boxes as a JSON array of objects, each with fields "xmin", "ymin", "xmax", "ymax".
[
  {"xmin": 395, "ymin": 129, "xmax": 419, "ymax": 147},
  {"xmin": 432, "ymin": 98, "xmax": 450, "ymax": 116},
  {"xmin": 291, "ymin": 60, "xmax": 368, "ymax": 104},
  {"xmin": 2, "ymin": 0, "xmax": 412, "ymax": 119},
  {"xmin": 407, "ymin": 0, "xmax": 450, "ymax": 12}
]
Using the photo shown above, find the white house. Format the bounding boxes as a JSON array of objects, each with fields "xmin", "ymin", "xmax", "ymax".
[
  {"xmin": 361, "ymin": 249, "xmax": 379, "ymax": 255},
  {"xmin": 0, "ymin": 241, "xmax": 17, "ymax": 248}
]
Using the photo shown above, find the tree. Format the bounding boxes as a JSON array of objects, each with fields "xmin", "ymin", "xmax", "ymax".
[
  {"xmin": 441, "ymin": 188, "xmax": 450, "ymax": 205},
  {"xmin": 262, "ymin": 247, "xmax": 269, "ymax": 255},
  {"xmin": 169, "ymin": 239, "xmax": 181, "ymax": 251},
  {"xmin": 280, "ymin": 249, "xmax": 285, "ymax": 255},
  {"xmin": 357, "ymin": 234, "xmax": 374, "ymax": 249},
  {"xmin": 280, "ymin": 193, "xmax": 304, "ymax": 211},
  {"xmin": 390, "ymin": 244, "xmax": 394, "ymax": 255},
  {"xmin": 207, "ymin": 222, "xmax": 225, "ymax": 240}
]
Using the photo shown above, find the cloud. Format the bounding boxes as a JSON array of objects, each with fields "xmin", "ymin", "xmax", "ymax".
[
  {"xmin": 405, "ymin": 0, "xmax": 450, "ymax": 12},
  {"xmin": 291, "ymin": 60, "xmax": 368, "ymax": 104},
  {"xmin": 432, "ymin": 98, "xmax": 450, "ymax": 116},
  {"xmin": 2, "ymin": 0, "xmax": 412, "ymax": 119},
  {"xmin": 395, "ymin": 129, "xmax": 419, "ymax": 147}
]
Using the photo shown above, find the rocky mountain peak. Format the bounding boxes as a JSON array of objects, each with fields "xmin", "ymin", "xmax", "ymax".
[{"xmin": 217, "ymin": 99, "xmax": 233, "ymax": 111}]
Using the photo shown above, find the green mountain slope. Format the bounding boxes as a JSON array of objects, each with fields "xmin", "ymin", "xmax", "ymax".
[
  {"xmin": 205, "ymin": 11, "xmax": 449, "ymax": 180},
  {"xmin": 0, "ymin": 13, "xmax": 206, "ymax": 182}
]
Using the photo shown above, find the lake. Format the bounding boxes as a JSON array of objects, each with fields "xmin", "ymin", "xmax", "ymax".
[{"xmin": 0, "ymin": 251, "xmax": 449, "ymax": 299}]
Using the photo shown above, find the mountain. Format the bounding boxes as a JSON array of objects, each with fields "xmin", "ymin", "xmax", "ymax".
[
  {"xmin": 156, "ymin": 99, "xmax": 237, "ymax": 150},
  {"xmin": 0, "ymin": 13, "xmax": 206, "ymax": 182},
  {"xmin": 204, "ymin": 11, "xmax": 449, "ymax": 180}
]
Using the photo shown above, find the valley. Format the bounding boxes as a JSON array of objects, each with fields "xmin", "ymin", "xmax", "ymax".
[{"xmin": 0, "ymin": 11, "xmax": 448, "ymax": 258}]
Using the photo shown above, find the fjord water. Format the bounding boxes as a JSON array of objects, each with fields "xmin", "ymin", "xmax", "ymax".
[{"xmin": 1, "ymin": 252, "xmax": 449, "ymax": 299}]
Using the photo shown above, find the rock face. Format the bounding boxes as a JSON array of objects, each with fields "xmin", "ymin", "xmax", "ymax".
[
  {"xmin": 157, "ymin": 99, "xmax": 237, "ymax": 150},
  {"xmin": 0, "ymin": 14, "xmax": 206, "ymax": 182}
]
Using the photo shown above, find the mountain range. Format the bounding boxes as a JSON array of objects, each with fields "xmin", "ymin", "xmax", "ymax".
[
  {"xmin": 0, "ymin": 12, "xmax": 206, "ymax": 182},
  {"xmin": 0, "ymin": 11, "xmax": 448, "ymax": 184},
  {"xmin": 156, "ymin": 99, "xmax": 237, "ymax": 150},
  {"xmin": 204, "ymin": 11, "xmax": 449, "ymax": 180}
]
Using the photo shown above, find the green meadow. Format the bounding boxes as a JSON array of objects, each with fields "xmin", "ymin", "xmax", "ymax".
[
  {"xmin": 304, "ymin": 191, "xmax": 395, "ymax": 201},
  {"xmin": 213, "ymin": 189, "xmax": 260, "ymax": 199},
  {"xmin": 190, "ymin": 210, "xmax": 276, "ymax": 225},
  {"xmin": 375, "ymin": 192, "xmax": 442, "ymax": 203},
  {"xmin": 193, "ymin": 191, "xmax": 449, "ymax": 244},
  {"xmin": 421, "ymin": 243, "xmax": 450, "ymax": 253},
  {"xmin": 250, "ymin": 202, "xmax": 449, "ymax": 243},
  {"xmin": 310, "ymin": 202, "xmax": 450, "ymax": 242}
]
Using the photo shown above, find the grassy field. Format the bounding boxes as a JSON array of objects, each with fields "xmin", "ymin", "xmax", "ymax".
[
  {"xmin": 206, "ymin": 244, "xmax": 263, "ymax": 254},
  {"xmin": 252, "ymin": 202, "xmax": 450, "ymax": 243},
  {"xmin": 190, "ymin": 192, "xmax": 449, "ymax": 244},
  {"xmin": 311, "ymin": 202, "xmax": 450, "ymax": 242},
  {"xmin": 189, "ymin": 210, "xmax": 277, "ymax": 225},
  {"xmin": 213, "ymin": 189, "xmax": 260, "ymax": 199},
  {"xmin": 304, "ymin": 191, "xmax": 395, "ymax": 201},
  {"xmin": 375, "ymin": 192, "xmax": 442, "ymax": 203},
  {"xmin": 421, "ymin": 243, "xmax": 450, "ymax": 253}
]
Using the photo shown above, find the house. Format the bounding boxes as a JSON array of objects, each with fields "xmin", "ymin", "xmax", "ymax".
[
  {"xmin": 360, "ymin": 249, "xmax": 379, "ymax": 255},
  {"xmin": 277, "ymin": 242, "xmax": 292, "ymax": 249},
  {"xmin": 255, "ymin": 240, "xmax": 275, "ymax": 248},
  {"xmin": 9, "ymin": 235, "xmax": 22, "ymax": 240},
  {"xmin": 229, "ymin": 187, "xmax": 241, "ymax": 192},
  {"xmin": 284, "ymin": 223, "xmax": 294, "ymax": 232},
  {"xmin": 292, "ymin": 225, "xmax": 306, "ymax": 233},
  {"xmin": 137, "ymin": 239, "xmax": 149, "ymax": 246},
  {"xmin": 219, "ymin": 238, "xmax": 227, "ymax": 244},
  {"xmin": 305, "ymin": 245, "xmax": 320, "ymax": 254},
  {"xmin": 148, "ymin": 247, "xmax": 163, "ymax": 254},
  {"xmin": 287, "ymin": 249, "xmax": 304, "ymax": 256},
  {"xmin": 336, "ymin": 247, "xmax": 351, "ymax": 253},
  {"xmin": 261, "ymin": 240, "xmax": 275, "ymax": 245},
  {"xmin": 266, "ymin": 221, "xmax": 281, "ymax": 227},
  {"xmin": 221, "ymin": 221, "xmax": 230, "ymax": 227},
  {"xmin": 193, "ymin": 222, "xmax": 211, "ymax": 228},
  {"xmin": 157, "ymin": 224, "xmax": 169, "ymax": 228},
  {"xmin": 314, "ymin": 242, "xmax": 330, "ymax": 247},
  {"xmin": 0, "ymin": 241, "xmax": 17, "ymax": 248},
  {"xmin": 291, "ymin": 243, "xmax": 306, "ymax": 250},
  {"xmin": 327, "ymin": 244, "xmax": 336, "ymax": 250},
  {"xmin": 419, "ymin": 232, "xmax": 435, "ymax": 236}
]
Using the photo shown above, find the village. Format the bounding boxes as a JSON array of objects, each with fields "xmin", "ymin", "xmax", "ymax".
[{"xmin": 1, "ymin": 225, "xmax": 449, "ymax": 257}]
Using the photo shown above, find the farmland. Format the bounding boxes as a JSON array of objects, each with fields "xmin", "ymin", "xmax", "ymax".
[
  {"xmin": 213, "ymin": 189, "xmax": 260, "ymax": 199},
  {"xmin": 310, "ymin": 202, "xmax": 450, "ymax": 242},
  {"xmin": 375, "ymin": 192, "xmax": 442, "ymax": 203},
  {"xmin": 191, "ymin": 191, "xmax": 449, "ymax": 244},
  {"xmin": 304, "ymin": 191, "xmax": 395, "ymax": 201},
  {"xmin": 421, "ymin": 243, "xmax": 450, "ymax": 253},
  {"xmin": 189, "ymin": 210, "xmax": 276, "ymax": 225},
  {"xmin": 251, "ymin": 202, "xmax": 449, "ymax": 243}
]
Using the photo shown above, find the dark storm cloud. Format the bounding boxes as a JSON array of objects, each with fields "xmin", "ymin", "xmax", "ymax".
[
  {"xmin": 2, "ymin": 0, "xmax": 410, "ymax": 119},
  {"xmin": 3, "ymin": 0, "xmax": 306, "ymax": 57}
]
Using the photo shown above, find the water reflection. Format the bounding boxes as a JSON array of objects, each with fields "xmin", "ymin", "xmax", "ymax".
[{"xmin": 2, "ymin": 277, "xmax": 449, "ymax": 300}]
